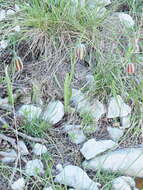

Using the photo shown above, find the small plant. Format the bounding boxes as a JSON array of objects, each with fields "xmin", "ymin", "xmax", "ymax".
[
  {"xmin": 21, "ymin": 119, "xmax": 51, "ymax": 137},
  {"xmin": 5, "ymin": 66, "xmax": 14, "ymax": 105}
]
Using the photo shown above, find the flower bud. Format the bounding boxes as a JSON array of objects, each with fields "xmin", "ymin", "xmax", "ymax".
[
  {"xmin": 127, "ymin": 63, "xmax": 135, "ymax": 74},
  {"xmin": 75, "ymin": 43, "xmax": 86, "ymax": 60},
  {"xmin": 15, "ymin": 56, "xmax": 23, "ymax": 71}
]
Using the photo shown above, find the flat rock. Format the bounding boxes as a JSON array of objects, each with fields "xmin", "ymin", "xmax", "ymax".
[
  {"xmin": 107, "ymin": 127, "xmax": 124, "ymax": 142},
  {"xmin": 32, "ymin": 143, "xmax": 48, "ymax": 155},
  {"xmin": 107, "ymin": 95, "xmax": 131, "ymax": 118},
  {"xmin": 111, "ymin": 176, "xmax": 138, "ymax": 190},
  {"xmin": 11, "ymin": 178, "xmax": 25, "ymax": 190},
  {"xmin": 17, "ymin": 141, "xmax": 29, "ymax": 155},
  {"xmin": 64, "ymin": 125, "xmax": 86, "ymax": 144},
  {"xmin": 80, "ymin": 139, "xmax": 117, "ymax": 160},
  {"xmin": 0, "ymin": 149, "xmax": 17, "ymax": 163},
  {"xmin": 55, "ymin": 165, "xmax": 99, "ymax": 190},
  {"xmin": 18, "ymin": 105, "xmax": 42, "ymax": 121},
  {"xmin": 42, "ymin": 101, "xmax": 64, "ymax": 124},
  {"xmin": 83, "ymin": 148, "xmax": 143, "ymax": 177},
  {"xmin": 25, "ymin": 159, "xmax": 44, "ymax": 176}
]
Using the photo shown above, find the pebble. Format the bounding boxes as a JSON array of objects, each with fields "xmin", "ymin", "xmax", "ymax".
[
  {"xmin": 64, "ymin": 125, "xmax": 86, "ymax": 144},
  {"xmin": 25, "ymin": 159, "xmax": 44, "ymax": 176},
  {"xmin": 13, "ymin": 25, "xmax": 21, "ymax": 32},
  {"xmin": 107, "ymin": 127, "xmax": 124, "ymax": 142},
  {"xmin": 11, "ymin": 178, "xmax": 25, "ymax": 190},
  {"xmin": 42, "ymin": 101, "xmax": 64, "ymax": 124},
  {"xmin": 80, "ymin": 139, "xmax": 117, "ymax": 160},
  {"xmin": 18, "ymin": 104, "xmax": 42, "ymax": 121},
  {"xmin": 0, "ymin": 149, "xmax": 17, "ymax": 163},
  {"xmin": 0, "ymin": 40, "xmax": 8, "ymax": 49},
  {"xmin": 55, "ymin": 165, "xmax": 99, "ymax": 190},
  {"xmin": 56, "ymin": 164, "xmax": 63, "ymax": 172},
  {"xmin": 107, "ymin": 95, "xmax": 131, "ymax": 118},
  {"xmin": 17, "ymin": 141, "xmax": 29, "ymax": 155},
  {"xmin": 83, "ymin": 147, "xmax": 143, "ymax": 178},
  {"xmin": 32, "ymin": 143, "xmax": 48, "ymax": 156},
  {"xmin": 111, "ymin": 176, "xmax": 138, "ymax": 190}
]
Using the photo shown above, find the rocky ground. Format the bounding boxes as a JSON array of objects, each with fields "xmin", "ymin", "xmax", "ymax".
[{"xmin": 0, "ymin": 0, "xmax": 143, "ymax": 190}]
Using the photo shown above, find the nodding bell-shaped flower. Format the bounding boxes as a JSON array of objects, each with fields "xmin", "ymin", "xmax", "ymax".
[
  {"xmin": 15, "ymin": 56, "xmax": 23, "ymax": 71},
  {"xmin": 75, "ymin": 43, "xmax": 86, "ymax": 61},
  {"xmin": 127, "ymin": 63, "xmax": 135, "ymax": 74}
]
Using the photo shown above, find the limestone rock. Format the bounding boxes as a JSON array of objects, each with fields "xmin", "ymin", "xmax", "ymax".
[
  {"xmin": 111, "ymin": 176, "xmax": 138, "ymax": 190},
  {"xmin": 0, "ymin": 149, "xmax": 17, "ymax": 163},
  {"xmin": 42, "ymin": 101, "xmax": 64, "ymax": 124},
  {"xmin": 107, "ymin": 96, "xmax": 131, "ymax": 118},
  {"xmin": 25, "ymin": 159, "xmax": 44, "ymax": 176},
  {"xmin": 120, "ymin": 115, "xmax": 131, "ymax": 129},
  {"xmin": 32, "ymin": 143, "xmax": 48, "ymax": 156},
  {"xmin": 83, "ymin": 148, "xmax": 143, "ymax": 178},
  {"xmin": 11, "ymin": 178, "xmax": 25, "ymax": 190},
  {"xmin": 64, "ymin": 125, "xmax": 86, "ymax": 144},
  {"xmin": 55, "ymin": 165, "xmax": 99, "ymax": 190},
  {"xmin": 107, "ymin": 127, "xmax": 124, "ymax": 142},
  {"xmin": 80, "ymin": 139, "xmax": 117, "ymax": 160},
  {"xmin": 18, "ymin": 105, "xmax": 42, "ymax": 121},
  {"xmin": 17, "ymin": 141, "xmax": 29, "ymax": 155}
]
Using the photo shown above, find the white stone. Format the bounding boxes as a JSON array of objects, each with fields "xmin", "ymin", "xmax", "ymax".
[
  {"xmin": 118, "ymin": 13, "xmax": 135, "ymax": 28},
  {"xmin": 0, "ymin": 10, "xmax": 6, "ymax": 21},
  {"xmin": 0, "ymin": 149, "xmax": 17, "ymax": 163},
  {"xmin": 18, "ymin": 105, "xmax": 42, "ymax": 121},
  {"xmin": 83, "ymin": 148, "xmax": 143, "ymax": 178},
  {"xmin": 71, "ymin": 89, "xmax": 89, "ymax": 111},
  {"xmin": 0, "ymin": 40, "xmax": 8, "ymax": 49},
  {"xmin": 32, "ymin": 143, "xmax": 48, "ymax": 155},
  {"xmin": 17, "ymin": 141, "xmax": 29, "ymax": 155},
  {"xmin": 87, "ymin": 0, "xmax": 111, "ymax": 8},
  {"xmin": 91, "ymin": 100, "xmax": 106, "ymax": 120},
  {"xmin": 71, "ymin": 89, "xmax": 106, "ymax": 121},
  {"xmin": 55, "ymin": 165, "xmax": 99, "ymax": 190},
  {"xmin": 11, "ymin": 178, "xmax": 25, "ymax": 190},
  {"xmin": 107, "ymin": 96, "xmax": 131, "ymax": 118},
  {"xmin": 56, "ymin": 164, "xmax": 63, "ymax": 172},
  {"xmin": 80, "ymin": 139, "xmax": 117, "ymax": 160},
  {"xmin": 13, "ymin": 25, "xmax": 21, "ymax": 32},
  {"xmin": 42, "ymin": 101, "xmax": 64, "ymax": 124},
  {"xmin": 64, "ymin": 125, "xmax": 86, "ymax": 144},
  {"xmin": 107, "ymin": 127, "xmax": 124, "ymax": 142},
  {"xmin": 25, "ymin": 159, "xmax": 44, "ymax": 176},
  {"xmin": 43, "ymin": 187, "xmax": 53, "ymax": 190},
  {"xmin": 15, "ymin": 5, "xmax": 20, "ymax": 11},
  {"xmin": 111, "ymin": 176, "xmax": 137, "ymax": 190},
  {"xmin": 120, "ymin": 115, "xmax": 131, "ymax": 129},
  {"xmin": 86, "ymin": 74, "xmax": 95, "ymax": 87},
  {"xmin": 7, "ymin": 9, "xmax": 15, "ymax": 15}
]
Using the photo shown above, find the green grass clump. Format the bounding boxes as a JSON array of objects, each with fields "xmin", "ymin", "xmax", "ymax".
[{"xmin": 21, "ymin": 119, "xmax": 51, "ymax": 137}]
